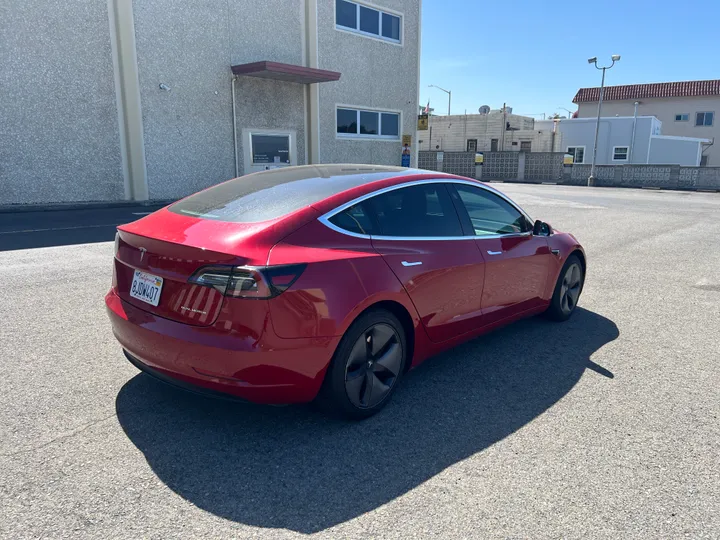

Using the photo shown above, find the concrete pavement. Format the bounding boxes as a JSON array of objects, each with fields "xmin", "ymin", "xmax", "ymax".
[{"xmin": 0, "ymin": 186, "xmax": 718, "ymax": 538}]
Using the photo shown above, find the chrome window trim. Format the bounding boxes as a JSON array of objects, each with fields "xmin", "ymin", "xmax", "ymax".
[{"xmin": 317, "ymin": 178, "xmax": 535, "ymax": 241}]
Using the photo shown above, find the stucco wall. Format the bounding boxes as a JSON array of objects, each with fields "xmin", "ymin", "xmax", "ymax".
[
  {"xmin": 132, "ymin": 0, "xmax": 308, "ymax": 199},
  {"xmin": 132, "ymin": 0, "xmax": 235, "ymax": 200},
  {"xmin": 577, "ymin": 96, "xmax": 719, "ymax": 165},
  {"xmin": 316, "ymin": 0, "xmax": 419, "ymax": 166},
  {"xmin": 0, "ymin": 1, "xmax": 124, "ymax": 204},
  {"xmin": 231, "ymin": 0, "xmax": 307, "ymax": 174}
]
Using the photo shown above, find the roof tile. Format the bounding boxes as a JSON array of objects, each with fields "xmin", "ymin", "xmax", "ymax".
[{"xmin": 573, "ymin": 80, "xmax": 720, "ymax": 103}]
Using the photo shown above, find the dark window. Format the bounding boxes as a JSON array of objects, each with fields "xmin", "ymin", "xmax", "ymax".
[
  {"xmin": 251, "ymin": 134, "xmax": 290, "ymax": 165},
  {"xmin": 520, "ymin": 141, "xmax": 532, "ymax": 152},
  {"xmin": 328, "ymin": 202, "xmax": 377, "ymax": 235},
  {"xmin": 454, "ymin": 184, "xmax": 531, "ymax": 236},
  {"xmin": 381, "ymin": 13, "xmax": 400, "ymax": 40},
  {"xmin": 675, "ymin": 114, "xmax": 689, "ymax": 121},
  {"xmin": 490, "ymin": 139, "xmax": 498, "ymax": 151},
  {"xmin": 359, "ymin": 6, "xmax": 379, "ymax": 34},
  {"xmin": 613, "ymin": 146, "xmax": 629, "ymax": 161},
  {"xmin": 696, "ymin": 112, "xmax": 714, "ymax": 126},
  {"xmin": 466, "ymin": 139, "xmax": 477, "ymax": 152},
  {"xmin": 700, "ymin": 155, "xmax": 709, "ymax": 167},
  {"xmin": 567, "ymin": 146, "xmax": 584, "ymax": 164},
  {"xmin": 360, "ymin": 111, "xmax": 379, "ymax": 135},
  {"xmin": 381, "ymin": 113, "xmax": 399, "ymax": 137},
  {"xmin": 366, "ymin": 184, "xmax": 462, "ymax": 237},
  {"xmin": 336, "ymin": 0, "xmax": 357, "ymax": 29},
  {"xmin": 337, "ymin": 108, "xmax": 358, "ymax": 134}
]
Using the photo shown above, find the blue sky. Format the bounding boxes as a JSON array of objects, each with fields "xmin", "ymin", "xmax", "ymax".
[{"xmin": 419, "ymin": 0, "xmax": 720, "ymax": 118}]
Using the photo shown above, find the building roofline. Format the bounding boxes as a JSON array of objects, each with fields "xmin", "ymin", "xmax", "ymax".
[{"xmin": 573, "ymin": 79, "xmax": 720, "ymax": 103}]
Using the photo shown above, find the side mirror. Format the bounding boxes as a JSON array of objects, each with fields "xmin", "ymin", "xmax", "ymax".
[{"xmin": 533, "ymin": 220, "xmax": 552, "ymax": 236}]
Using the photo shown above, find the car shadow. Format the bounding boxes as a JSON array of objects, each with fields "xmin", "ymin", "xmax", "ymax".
[{"xmin": 115, "ymin": 307, "xmax": 618, "ymax": 534}]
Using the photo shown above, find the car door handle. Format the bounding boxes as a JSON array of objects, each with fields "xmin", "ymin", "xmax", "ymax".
[
  {"xmin": 487, "ymin": 250, "xmax": 502, "ymax": 255},
  {"xmin": 551, "ymin": 249, "xmax": 560, "ymax": 256},
  {"xmin": 401, "ymin": 261, "xmax": 423, "ymax": 267}
]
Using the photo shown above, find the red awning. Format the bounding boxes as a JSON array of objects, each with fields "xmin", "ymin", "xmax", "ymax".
[{"xmin": 231, "ymin": 61, "xmax": 341, "ymax": 84}]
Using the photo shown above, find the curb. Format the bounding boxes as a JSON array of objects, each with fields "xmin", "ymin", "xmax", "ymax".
[{"xmin": 0, "ymin": 200, "xmax": 174, "ymax": 214}]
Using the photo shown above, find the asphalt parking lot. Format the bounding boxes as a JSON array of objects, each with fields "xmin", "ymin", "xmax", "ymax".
[{"xmin": 1, "ymin": 185, "xmax": 718, "ymax": 539}]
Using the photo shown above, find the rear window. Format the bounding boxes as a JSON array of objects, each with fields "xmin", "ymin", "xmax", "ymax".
[{"xmin": 168, "ymin": 166, "xmax": 410, "ymax": 223}]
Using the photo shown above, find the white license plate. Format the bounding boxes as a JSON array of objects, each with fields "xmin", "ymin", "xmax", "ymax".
[{"xmin": 130, "ymin": 270, "xmax": 163, "ymax": 307}]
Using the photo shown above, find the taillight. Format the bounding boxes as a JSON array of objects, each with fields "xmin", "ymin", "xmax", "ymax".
[{"xmin": 188, "ymin": 264, "xmax": 306, "ymax": 299}]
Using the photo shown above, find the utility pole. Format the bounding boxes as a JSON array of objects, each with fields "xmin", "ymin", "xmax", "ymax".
[
  {"xmin": 501, "ymin": 102, "xmax": 507, "ymax": 151},
  {"xmin": 587, "ymin": 55, "xmax": 621, "ymax": 186}
]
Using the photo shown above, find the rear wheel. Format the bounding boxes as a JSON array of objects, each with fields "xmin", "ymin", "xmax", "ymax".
[
  {"xmin": 319, "ymin": 310, "xmax": 407, "ymax": 420},
  {"xmin": 545, "ymin": 255, "xmax": 584, "ymax": 321}
]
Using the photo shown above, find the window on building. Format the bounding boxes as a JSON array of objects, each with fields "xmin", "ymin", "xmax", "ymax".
[
  {"xmin": 696, "ymin": 112, "xmax": 714, "ymax": 126},
  {"xmin": 567, "ymin": 146, "xmax": 585, "ymax": 164},
  {"xmin": 613, "ymin": 146, "xmax": 629, "ymax": 161},
  {"xmin": 490, "ymin": 139, "xmax": 499, "ymax": 151},
  {"xmin": 337, "ymin": 107, "xmax": 400, "ymax": 139},
  {"xmin": 675, "ymin": 114, "xmax": 689, "ymax": 122},
  {"xmin": 366, "ymin": 184, "xmax": 463, "ymax": 237},
  {"xmin": 466, "ymin": 139, "xmax": 477, "ymax": 152},
  {"xmin": 511, "ymin": 141, "xmax": 518, "ymax": 146},
  {"xmin": 520, "ymin": 141, "xmax": 532, "ymax": 152},
  {"xmin": 700, "ymin": 155, "xmax": 709, "ymax": 167},
  {"xmin": 335, "ymin": 0, "xmax": 402, "ymax": 43}
]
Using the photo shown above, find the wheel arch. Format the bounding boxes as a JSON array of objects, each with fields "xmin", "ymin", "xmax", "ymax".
[{"xmin": 349, "ymin": 300, "xmax": 416, "ymax": 373}]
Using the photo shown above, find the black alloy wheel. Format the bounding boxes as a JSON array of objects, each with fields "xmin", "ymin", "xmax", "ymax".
[{"xmin": 344, "ymin": 323, "xmax": 403, "ymax": 409}]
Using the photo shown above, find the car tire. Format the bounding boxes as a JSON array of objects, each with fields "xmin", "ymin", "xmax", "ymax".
[
  {"xmin": 318, "ymin": 309, "xmax": 407, "ymax": 420},
  {"xmin": 545, "ymin": 254, "xmax": 584, "ymax": 322}
]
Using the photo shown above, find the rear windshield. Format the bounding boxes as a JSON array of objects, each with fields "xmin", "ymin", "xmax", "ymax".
[{"xmin": 169, "ymin": 165, "xmax": 411, "ymax": 223}]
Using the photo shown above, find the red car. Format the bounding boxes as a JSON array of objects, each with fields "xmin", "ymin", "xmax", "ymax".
[{"xmin": 106, "ymin": 165, "xmax": 585, "ymax": 419}]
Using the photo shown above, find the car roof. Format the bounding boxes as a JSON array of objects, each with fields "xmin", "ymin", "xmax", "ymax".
[{"xmin": 168, "ymin": 164, "xmax": 430, "ymax": 223}]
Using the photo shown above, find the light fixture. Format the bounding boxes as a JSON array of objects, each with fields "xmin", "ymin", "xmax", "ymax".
[
  {"xmin": 587, "ymin": 57, "xmax": 597, "ymax": 64},
  {"xmin": 611, "ymin": 54, "xmax": 621, "ymax": 61}
]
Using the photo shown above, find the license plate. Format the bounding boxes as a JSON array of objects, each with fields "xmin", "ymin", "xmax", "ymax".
[{"xmin": 130, "ymin": 270, "xmax": 163, "ymax": 307}]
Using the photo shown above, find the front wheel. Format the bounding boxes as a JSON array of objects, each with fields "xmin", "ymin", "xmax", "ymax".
[
  {"xmin": 318, "ymin": 310, "xmax": 407, "ymax": 420},
  {"xmin": 545, "ymin": 254, "xmax": 584, "ymax": 321}
]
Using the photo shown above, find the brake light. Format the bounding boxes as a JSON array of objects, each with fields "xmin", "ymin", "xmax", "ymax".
[{"xmin": 188, "ymin": 264, "xmax": 306, "ymax": 299}]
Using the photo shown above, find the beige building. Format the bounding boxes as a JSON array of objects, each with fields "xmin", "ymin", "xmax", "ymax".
[
  {"xmin": 420, "ymin": 110, "xmax": 562, "ymax": 153},
  {"xmin": 573, "ymin": 80, "xmax": 718, "ymax": 166}
]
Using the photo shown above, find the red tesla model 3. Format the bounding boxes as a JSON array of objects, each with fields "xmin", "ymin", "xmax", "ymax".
[{"xmin": 106, "ymin": 165, "xmax": 585, "ymax": 418}]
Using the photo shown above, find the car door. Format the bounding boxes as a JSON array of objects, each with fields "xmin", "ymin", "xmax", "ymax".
[
  {"xmin": 449, "ymin": 183, "xmax": 553, "ymax": 326},
  {"xmin": 366, "ymin": 182, "xmax": 486, "ymax": 343}
]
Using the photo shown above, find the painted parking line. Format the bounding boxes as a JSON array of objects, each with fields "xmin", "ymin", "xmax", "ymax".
[{"xmin": 0, "ymin": 223, "xmax": 123, "ymax": 235}]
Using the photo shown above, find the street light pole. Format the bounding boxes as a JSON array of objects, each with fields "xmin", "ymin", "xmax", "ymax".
[
  {"xmin": 587, "ymin": 55, "xmax": 620, "ymax": 187},
  {"xmin": 429, "ymin": 84, "xmax": 451, "ymax": 115}
]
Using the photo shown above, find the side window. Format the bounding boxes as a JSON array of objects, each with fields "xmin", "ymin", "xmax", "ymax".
[
  {"xmin": 328, "ymin": 202, "xmax": 377, "ymax": 235},
  {"xmin": 366, "ymin": 184, "xmax": 462, "ymax": 237},
  {"xmin": 453, "ymin": 184, "xmax": 531, "ymax": 236}
]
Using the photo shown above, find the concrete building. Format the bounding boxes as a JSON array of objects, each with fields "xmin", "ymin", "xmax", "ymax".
[
  {"xmin": 1, "ymin": 0, "xmax": 420, "ymax": 205},
  {"xmin": 421, "ymin": 110, "xmax": 562, "ymax": 153},
  {"xmin": 573, "ymin": 80, "xmax": 718, "ymax": 166},
  {"xmin": 557, "ymin": 117, "xmax": 709, "ymax": 167}
]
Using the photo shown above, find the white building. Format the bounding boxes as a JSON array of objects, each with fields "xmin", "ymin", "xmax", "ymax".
[
  {"xmin": 420, "ymin": 110, "xmax": 562, "ymax": 153},
  {"xmin": 557, "ymin": 117, "xmax": 709, "ymax": 167},
  {"xmin": 573, "ymin": 80, "xmax": 719, "ymax": 166}
]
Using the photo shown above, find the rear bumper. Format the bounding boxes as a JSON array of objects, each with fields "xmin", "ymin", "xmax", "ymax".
[{"xmin": 105, "ymin": 289, "xmax": 338, "ymax": 404}]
